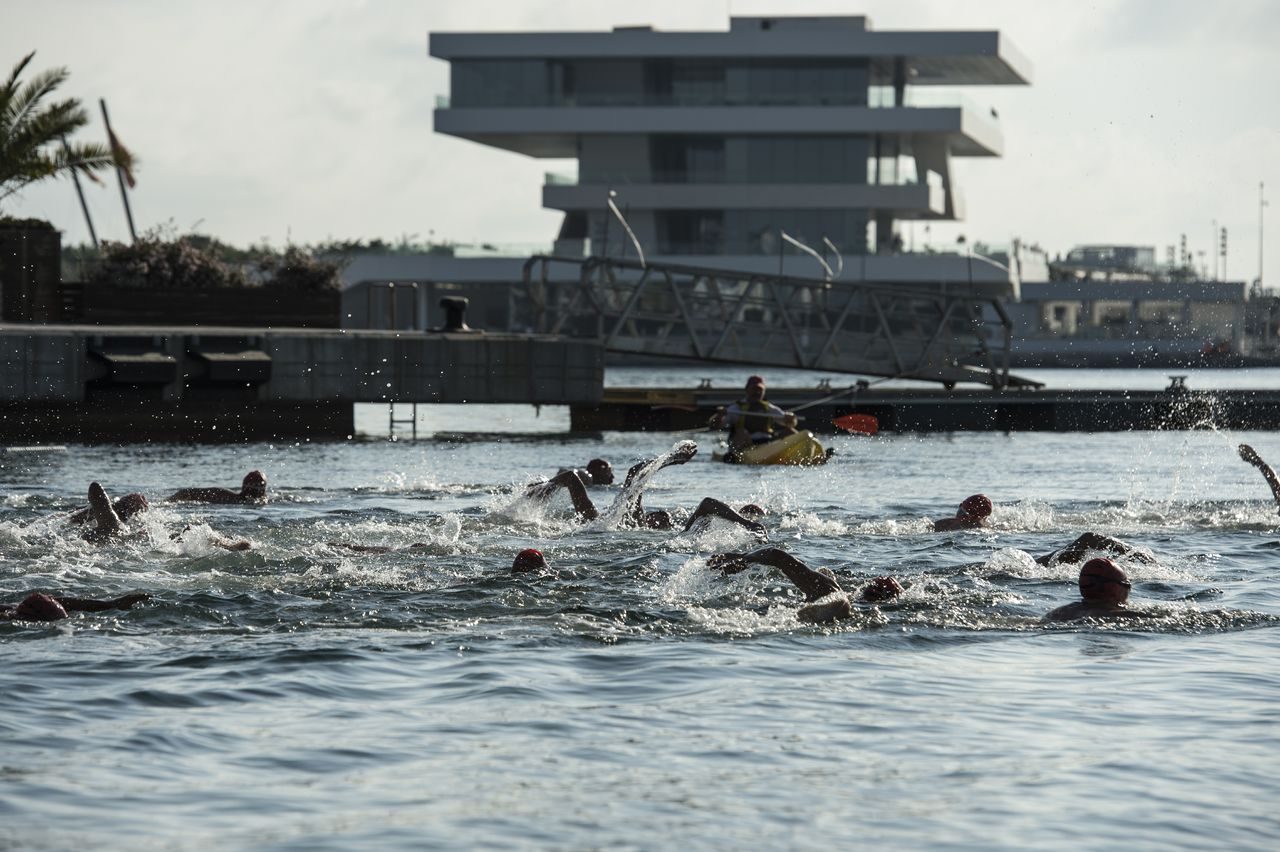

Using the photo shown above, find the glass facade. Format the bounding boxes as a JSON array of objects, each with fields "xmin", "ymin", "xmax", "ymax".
[
  {"xmin": 451, "ymin": 59, "xmax": 869, "ymax": 108},
  {"xmin": 590, "ymin": 136, "xmax": 870, "ymax": 185},
  {"xmin": 656, "ymin": 209, "xmax": 868, "ymax": 256}
]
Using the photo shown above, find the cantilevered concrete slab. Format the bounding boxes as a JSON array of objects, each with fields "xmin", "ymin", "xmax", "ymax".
[{"xmin": 431, "ymin": 18, "xmax": 1032, "ymax": 86}]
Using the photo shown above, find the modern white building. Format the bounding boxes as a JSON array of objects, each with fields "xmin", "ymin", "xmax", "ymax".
[
  {"xmin": 428, "ymin": 15, "xmax": 1031, "ymax": 284},
  {"xmin": 344, "ymin": 14, "xmax": 1038, "ymax": 362}
]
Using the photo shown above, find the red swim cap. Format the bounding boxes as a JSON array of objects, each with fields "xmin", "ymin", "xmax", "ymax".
[
  {"xmin": 511, "ymin": 548, "xmax": 549, "ymax": 573},
  {"xmin": 861, "ymin": 576, "xmax": 904, "ymax": 603},
  {"xmin": 959, "ymin": 494, "xmax": 993, "ymax": 519},
  {"xmin": 13, "ymin": 593, "xmax": 68, "ymax": 622}
]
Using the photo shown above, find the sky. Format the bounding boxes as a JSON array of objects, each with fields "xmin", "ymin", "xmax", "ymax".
[{"xmin": 3, "ymin": 0, "xmax": 1278, "ymax": 283}]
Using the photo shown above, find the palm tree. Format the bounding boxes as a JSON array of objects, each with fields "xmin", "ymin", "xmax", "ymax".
[{"xmin": 0, "ymin": 51, "xmax": 135, "ymax": 213}]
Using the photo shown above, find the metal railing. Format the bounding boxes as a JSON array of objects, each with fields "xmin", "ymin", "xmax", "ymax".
[{"xmin": 523, "ymin": 254, "xmax": 1021, "ymax": 388}]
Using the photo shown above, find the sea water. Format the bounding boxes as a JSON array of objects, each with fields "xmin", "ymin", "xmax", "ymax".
[{"xmin": 2, "ymin": 368, "xmax": 1279, "ymax": 849}]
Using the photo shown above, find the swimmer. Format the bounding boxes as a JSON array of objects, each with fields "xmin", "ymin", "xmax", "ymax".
[
  {"xmin": 1, "ymin": 591, "xmax": 150, "ymax": 622},
  {"xmin": 511, "ymin": 548, "xmax": 550, "ymax": 574},
  {"xmin": 82, "ymin": 481, "xmax": 132, "ymax": 543},
  {"xmin": 679, "ymin": 497, "xmax": 768, "ymax": 539},
  {"xmin": 1238, "ymin": 444, "xmax": 1280, "ymax": 513},
  {"xmin": 1043, "ymin": 557, "xmax": 1145, "ymax": 622},
  {"xmin": 933, "ymin": 494, "xmax": 993, "ymax": 532},
  {"xmin": 67, "ymin": 491, "xmax": 149, "ymax": 526},
  {"xmin": 559, "ymin": 458, "xmax": 615, "ymax": 487},
  {"xmin": 528, "ymin": 443, "xmax": 697, "ymax": 526},
  {"xmin": 707, "ymin": 547, "xmax": 904, "ymax": 623},
  {"xmin": 167, "ymin": 470, "xmax": 267, "ymax": 505},
  {"xmin": 1034, "ymin": 532, "xmax": 1156, "ymax": 567}
]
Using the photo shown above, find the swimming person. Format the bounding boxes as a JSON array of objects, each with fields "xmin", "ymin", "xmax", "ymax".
[
  {"xmin": 167, "ymin": 470, "xmax": 268, "ymax": 504},
  {"xmin": 679, "ymin": 497, "xmax": 768, "ymax": 539},
  {"xmin": 1034, "ymin": 532, "xmax": 1156, "ymax": 566},
  {"xmin": 82, "ymin": 481, "xmax": 134, "ymax": 543},
  {"xmin": 67, "ymin": 491, "xmax": 150, "ymax": 526},
  {"xmin": 1238, "ymin": 444, "xmax": 1280, "ymax": 512},
  {"xmin": 933, "ymin": 494, "xmax": 993, "ymax": 532},
  {"xmin": 559, "ymin": 458, "xmax": 615, "ymax": 487},
  {"xmin": 716, "ymin": 375, "xmax": 797, "ymax": 452},
  {"xmin": 1043, "ymin": 557, "xmax": 1146, "ymax": 622},
  {"xmin": 511, "ymin": 548, "xmax": 551, "ymax": 574},
  {"xmin": 708, "ymin": 547, "xmax": 903, "ymax": 623},
  {"xmin": 1, "ymin": 591, "xmax": 150, "ymax": 622},
  {"xmin": 527, "ymin": 442, "xmax": 698, "ymax": 526}
]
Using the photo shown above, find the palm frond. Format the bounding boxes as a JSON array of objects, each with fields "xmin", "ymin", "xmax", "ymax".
[
  {"xmin": 3, "ymin": 65, "xmax": 72, "ymax": 131},
  {"xmin": 0, "ymin": 52, "xmax": 134, "ymax": 214},
  {"xmin": 1, "ymin": 52, "xmax": 35, "ymax": 98}
]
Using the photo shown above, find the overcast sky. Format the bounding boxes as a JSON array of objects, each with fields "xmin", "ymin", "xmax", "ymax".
[{"xmin": 4, "ymin": 0, "xmax": 1278, "ymax": 282}]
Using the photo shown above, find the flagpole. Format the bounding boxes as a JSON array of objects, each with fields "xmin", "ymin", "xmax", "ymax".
[
  {"xmin": 61, "ymin": 136, "xmax": 99, "ymax": 249},
  {"xmin": 99, "ymin": 98, "xmax": 137, "ymax": 243}
]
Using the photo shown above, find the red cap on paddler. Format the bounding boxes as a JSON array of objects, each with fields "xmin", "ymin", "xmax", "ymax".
[{"xmin": 746, "ymin": 375, "xmax": 765, "ymax": 388}]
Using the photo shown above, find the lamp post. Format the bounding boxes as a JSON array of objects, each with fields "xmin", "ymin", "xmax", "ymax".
[{"xmin": 1261, "ymin": 182, "xmax": 1269, "ymax": 292}]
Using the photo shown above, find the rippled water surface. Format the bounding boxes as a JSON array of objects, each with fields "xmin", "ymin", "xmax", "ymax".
[{"xmin": 3, "ymin": 369, "xmax": 1280, "ymax": 849}]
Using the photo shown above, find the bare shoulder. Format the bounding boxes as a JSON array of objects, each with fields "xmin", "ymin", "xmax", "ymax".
[
  {"xmin": 797, "ymin": 592, "xmax": 853, "ymax": 624},
  {"xmin": 1043, "ymin": 602, "xmax": 1090, "ymax": 622}
]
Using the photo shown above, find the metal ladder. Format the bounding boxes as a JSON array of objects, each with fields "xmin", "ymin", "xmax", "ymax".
[{"xmin": 367, "ymin": 282, "xmax": 422, "ymax": 440}]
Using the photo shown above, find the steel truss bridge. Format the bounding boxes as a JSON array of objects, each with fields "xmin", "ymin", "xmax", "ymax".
[{"xmin": 523, "ymin": 255, "xmax": 1036, "ymax": 389}]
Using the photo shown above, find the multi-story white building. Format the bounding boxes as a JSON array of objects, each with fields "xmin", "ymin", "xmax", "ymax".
[
  {"xmin": 344, "ymin": 15, "xmax": 1036, "ymax": 345},
  {"xmin": 429, "ymin": 15, "xmax": 1030, "ymax": 280}
]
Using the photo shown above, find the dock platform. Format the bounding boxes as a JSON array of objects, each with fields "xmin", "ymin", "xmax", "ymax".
[{"xmin": 572, "ymin": 383, "xmax": 1280, "ymax": 433}]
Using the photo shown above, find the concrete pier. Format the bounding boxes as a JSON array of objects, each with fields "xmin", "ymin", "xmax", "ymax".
[{"xmin": 0, "ymin": 324, "xmax": 602, "ymax": 442}]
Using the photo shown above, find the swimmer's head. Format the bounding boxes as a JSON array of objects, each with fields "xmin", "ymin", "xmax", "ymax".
[
  {"xmin": 642, "ymin": 510, "xmax": 673, "ymax": 530},
  {"xmin": 738, "ymin": 504, "xmax": 766, "ymax": 520},
  {"xmin": 116, "ymin": 493, "xmax": 149, "ymax": 520},
  {"xmin": 511, "ymin": 548, "xmax": 549, "ymax": 574},
  {"xmin": 13, "ymin": 593, "xmax": 68, "ymax": 622},
  {"xmin": 860, "ymin": 576, "xmax": 904, "ymax": 603},
  {"xmin": 1078, "ymin": 558, "xmax": 1131, "ymax": 604},
  {"xmin": 586, "ymin": 458, "xmax": 614, "ymax": 486},
  {"xmin": 958, "ymin": 494, "xmax": 993, "ymax": 521},
  {"xmin": 242, "ymin": 470, "xmax": 267, "ymax": 499}
]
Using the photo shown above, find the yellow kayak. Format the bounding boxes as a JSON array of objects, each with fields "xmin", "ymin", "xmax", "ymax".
[{"xmin": 714, "ymin": 431, "xmax": 831, "ymax": 466}]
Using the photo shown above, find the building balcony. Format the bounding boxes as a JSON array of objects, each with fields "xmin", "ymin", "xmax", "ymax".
[
  {"xmin": 543, "ymin": 182, "xmax": 949, "ymax": 219},
  {"xmin": 434, "ymin": 105, "xmax": 1003, "ymax": 158}
]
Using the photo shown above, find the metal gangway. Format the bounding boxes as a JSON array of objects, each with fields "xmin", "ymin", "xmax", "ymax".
[{"xmin": 523, "ymin": 255, "xmax": 1033, "ymax": 389}]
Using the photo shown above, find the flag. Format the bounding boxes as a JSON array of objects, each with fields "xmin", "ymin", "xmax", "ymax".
[{"xmin": 107, "ymin": 127, "xmax": 136, "ymax": 188}]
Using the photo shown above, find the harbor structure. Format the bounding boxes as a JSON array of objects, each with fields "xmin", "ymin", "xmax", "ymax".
[
  {"xmin": 983, "ymin": 243, "xmax": 1270, "ymax": 367},
  {"xmin": 343, "ymin": 15, "xmax": 1039, "ymax": 383},
  {"xmin": 356, "ymin": 15, "xmax": 1038, "ymax": 310}
]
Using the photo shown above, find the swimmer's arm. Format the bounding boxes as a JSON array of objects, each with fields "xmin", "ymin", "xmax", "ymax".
[
  {"xmin": 531, "ymin": 471, "xmax": 598, "ymax": 521},
  {"xmin": 1239, "ymin": 444, "xmax": 1280, "ymax": 510},
  {"xmin": 166, "ymin": 487, "xmax": 237, "ymax": 504},
  {"xmin": 710, "ymin": 547, "xmax": 840, "ymax": 602},
  {"xmin": 330, "ymin": 542, "xmax": 395, "ymax": 554},
  {"xmin": 56, "ymin": 593, "xmax": 150, "ymax": 613},
  {"xmin": 682, "ymin": 497, "xmax": 766, "ymax": 538}
]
